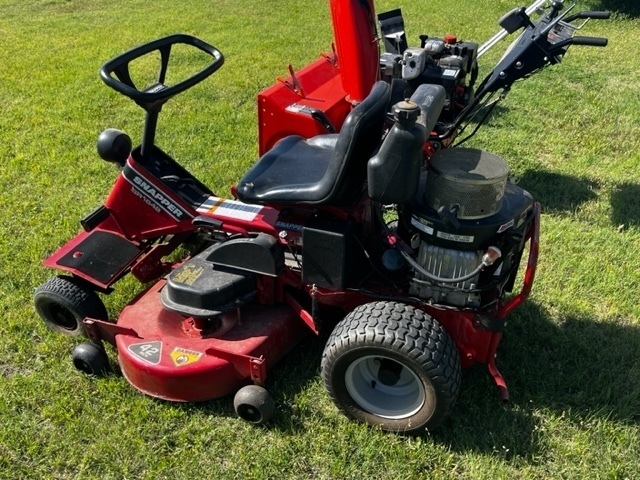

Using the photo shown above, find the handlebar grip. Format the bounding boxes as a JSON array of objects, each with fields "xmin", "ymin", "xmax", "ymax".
[
  {"xmin": 571, "ymin": 36, "xmax": 609, "ymax": 47},
  {"xmin": 582, "ymin": 11, "xmax": 611, "ymax": 20},
  {"xmin": 564, "ymin": 11, "xmax": 611, "ymax": 22}
]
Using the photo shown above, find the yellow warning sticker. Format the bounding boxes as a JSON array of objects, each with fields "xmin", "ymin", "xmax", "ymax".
[
  {"xmin": 172, "ymin": 264, "xmax": 204, "ymax": 286},
  {"xmin": 170, "ymin": 347, "xmax": 203, "ymax": 367}
]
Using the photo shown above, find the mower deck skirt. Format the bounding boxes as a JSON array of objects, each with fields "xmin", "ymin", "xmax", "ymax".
[{"xmin": 115, "ymin": 280, "xmax": 308, "ymax": 402}]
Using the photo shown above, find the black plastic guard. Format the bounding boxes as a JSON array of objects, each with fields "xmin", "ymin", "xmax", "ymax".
[
  {"xmin": 206, "ymin": 233, "xmax": 284, "ymax": 277},
  {"xmin": 161, "ymin": 245, "xmax": 256, "ymax": 319}
]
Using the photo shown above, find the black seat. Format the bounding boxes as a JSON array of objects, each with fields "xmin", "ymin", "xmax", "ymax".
[{"xmin": 236, "ymin": 81, "xmax": 391, "ymax": 206}]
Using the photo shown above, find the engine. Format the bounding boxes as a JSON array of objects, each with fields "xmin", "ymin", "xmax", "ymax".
[
  {"xmin": 398, "ymin": 148, "xmax": 535, "ymax": 309},
  {"xmin": 378, "ymin": 9, "xmax": 479, "ymax": 121}
]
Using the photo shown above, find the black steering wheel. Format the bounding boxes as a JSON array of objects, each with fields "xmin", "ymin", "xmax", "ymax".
[{"xmin": 99, "ymin": 34, "xmax": 224, "ymax": 111}]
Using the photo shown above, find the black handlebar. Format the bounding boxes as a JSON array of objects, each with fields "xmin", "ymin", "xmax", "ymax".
[
  {"xmin": 436, "ymin": 3, "xmax": 611, "ymax": 142},
  {"xmin": 570, "ymin": 36, "xmax": 609, "ymax": 47},
  {"xmin": 550, "ymin": 35, "xmax": 609, "ymax": 53},
  {"xmin": 564, "ymin": 11, "xmax": 611, "ymax": 22},
  {"xmin": 100, "ymin": 34, "xmax": 224, "ymax": 111},
  {"xmin": 480, "ymin": 5, "xmax": 611, "ymax": 94}
]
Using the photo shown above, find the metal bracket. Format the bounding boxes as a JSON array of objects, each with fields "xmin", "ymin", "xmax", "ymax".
[
  {"xmin": 284, "ymin": 291, "xmax": 319, "ymax": 335},
  {"xmin": 277, "ymin": 64, "xmax": 305, "ymax": 98},
  {"xmin": 83, "ymin": 318, "xmax": 141, "ymax": 346},
  {"xmin": 321, "ymin": 44, "xmax": 339, "ymax": 68},
  {"xmin": 205, "ymin": 347, "xmax": 267, "ymax": 384}
]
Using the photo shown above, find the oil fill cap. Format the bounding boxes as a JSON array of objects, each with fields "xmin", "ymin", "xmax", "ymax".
[{"xmin": 393, "ymin": 100, "xmax": 420, "ymax": 126}]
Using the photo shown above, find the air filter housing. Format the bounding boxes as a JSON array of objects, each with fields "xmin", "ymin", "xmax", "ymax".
[{"xmin": 425, "ymin": 148, "xmax": 509, "ymax": 219}]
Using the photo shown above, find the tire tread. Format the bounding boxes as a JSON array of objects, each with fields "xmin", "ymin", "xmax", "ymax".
[{"xmin": 321, "ymin": 301, "xmax": 461, "ymax": 432}]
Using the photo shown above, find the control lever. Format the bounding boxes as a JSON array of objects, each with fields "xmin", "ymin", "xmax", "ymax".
[
  {"xmin": 570, "ymin": 36, "xmax": 609, "ymax": 47},
  {"xmin": 498, "ymin": 6, "xmax": 534, "ymax": 34}
]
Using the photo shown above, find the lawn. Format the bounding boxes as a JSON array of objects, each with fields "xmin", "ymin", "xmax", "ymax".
[{"xmin": 1, "ymin": 0, "xmax": 639, "ymax": 478}]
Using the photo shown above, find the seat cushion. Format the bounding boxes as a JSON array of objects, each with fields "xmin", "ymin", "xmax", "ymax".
[
  {"xmin": 236, "ymin": 81, "xmax": 390, "ymax": 206},
  {"xmin": 236, "ymin": 134, "xmax": 339, "ymax": 204}
]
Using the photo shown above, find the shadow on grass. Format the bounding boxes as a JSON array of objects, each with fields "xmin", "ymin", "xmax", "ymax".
[
  {"xmin": 610, "ymin": 182, "xmax": 640, "ymax": 228},
  {"xmin": 517, "ymin": 169, "xmax": 598, "ymax": 214},
  {"xmin": 102, "ymin": 297, "xmax": 639, "ymax": 457},
  {"xmin": 518, "ymin": 170, "xmax": 640, "ymax": 228},
  {"xmin": 594, "ymin": 0, "xmax": 640, "ymax": 17},
  {"xmin": 438, "ymin": 300, "xmax": 640, "ymax": 459}
]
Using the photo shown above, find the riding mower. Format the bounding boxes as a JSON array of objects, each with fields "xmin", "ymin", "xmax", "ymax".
[{"xmin": 34, "ymin": 0, "xmax": 609, "ymax": 433}]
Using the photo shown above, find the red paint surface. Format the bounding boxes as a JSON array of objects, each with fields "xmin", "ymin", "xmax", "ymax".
[
  {"xmin": 257, "ymin": 58, "xmax": 350, "ymax": 155},
  {"xmin": 115, "ymin": 280, "xmax": 308, "ymax": 401},
  {"xmin": 329, "ymin": 0, "xmax": 380, "ymax": 103}
]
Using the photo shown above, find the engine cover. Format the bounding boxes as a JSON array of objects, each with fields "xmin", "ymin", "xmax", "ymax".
[{"xmin": 411, "ymin": 181, "xmax": 533, "ymax": 252}]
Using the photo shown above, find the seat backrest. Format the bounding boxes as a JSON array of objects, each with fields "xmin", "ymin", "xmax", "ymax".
[{"xmin": 323, "ymin": 81, "xmax": 391, "ymax": 205}]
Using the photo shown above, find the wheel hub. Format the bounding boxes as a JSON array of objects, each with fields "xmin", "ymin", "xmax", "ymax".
[
  {"xmin": 376, "ymin": 357, "xmax": 404, "ymax": 386},
  {"xmin": 345, "ymin": 355, "xmax": 426, "ymax": 419},
  {"xmin": 50, "ymin": 305, "xmax": 77, "ymax": 330}
]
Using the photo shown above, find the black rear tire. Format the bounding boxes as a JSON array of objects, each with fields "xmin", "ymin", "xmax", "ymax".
[
  {"xmin": 34, "ymin": 275, "xmax": 108, "ymax": 337},
  {"xmin": 321, "ymin": 301, "xmax": 461, "ymax": 433}
]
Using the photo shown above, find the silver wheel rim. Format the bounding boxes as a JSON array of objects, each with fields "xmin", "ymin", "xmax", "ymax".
[{"xmin": 344, "ymin": 354, "xmax": 426, "ymax": 419}]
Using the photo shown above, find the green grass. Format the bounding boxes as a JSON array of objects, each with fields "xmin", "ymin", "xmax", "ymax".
[{"xmin": 1, "ymin": 0, "xmax": 639, "ymax": 478}]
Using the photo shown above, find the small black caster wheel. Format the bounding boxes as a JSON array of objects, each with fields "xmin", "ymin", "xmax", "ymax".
[
  {"xmin": 34, "ymin": 275, "xmax": 108, "ymax": 337},
  {"xmin": 233, "ymin": 385, "xmax": 275, "ymax": 425},
  {"xmin": 72, "ymin": 343, "xmax": 109, "ymax": 376}
]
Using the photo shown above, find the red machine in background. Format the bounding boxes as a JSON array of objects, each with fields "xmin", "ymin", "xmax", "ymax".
[
  {"xmin": 34, "ymin": 0, "xmax": 609, "ymax": 432},
  {"xmin": 258, "ymin": 0, "xmax": 379, "ymax": 154}
]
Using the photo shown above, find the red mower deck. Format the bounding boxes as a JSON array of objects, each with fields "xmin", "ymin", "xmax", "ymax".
[{"xmin": 104, "ymin": 280, "xmax": 309, "ymax": 402}]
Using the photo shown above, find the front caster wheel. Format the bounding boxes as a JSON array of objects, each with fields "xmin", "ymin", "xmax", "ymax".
[
  {"xmin": 322, "ymin": 302, "xmax": 461, "ymax": 434},
  {"xmin": 72, "ymin": 343, "xmax": 109, "ymax": 376},
  {"xmin": 34, "ymin": 275, "xmax": 108, "ymax": 337},
  {"xmin": 233, "ymin": 385, "xmax": 275, "ymax": 425}
]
